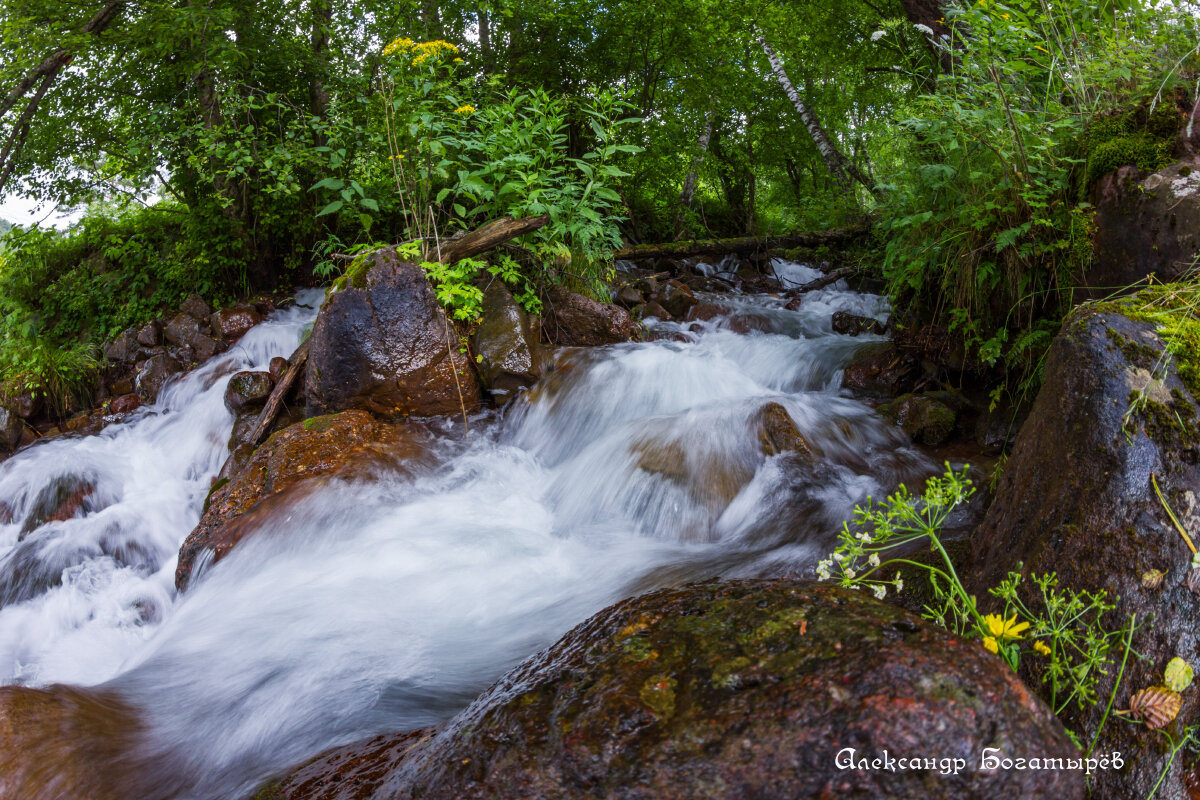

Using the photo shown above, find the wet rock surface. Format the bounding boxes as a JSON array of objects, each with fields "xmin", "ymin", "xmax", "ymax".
[
  {"xmin": 841, "ymin": 342, "xmax": 920, "ymax": 398},
  {"xmin": 306, "ymin": 248, "xmax": 481, "ymax": 418},
  {"xmin": 224, "ymin": 370, "xmax": 275, "ymax": 414},
  {"xmin": 542, "ymin": 286, "xmax": 637, "ymax": 347},
  {"xmin": 472, "ymin": 283, "xmax": 542, "ymax": 404},
  {"xmin": 832, "ymin": 310, "xmax": 886, "ymax": 336},
  {"xmin": 0, "ymin": 684, "xmax": 144, "ymax": 800},
  {"xmin": 877, "ymin": 392, "xmax": 958, "ymax": 446},
  {"xmin": 135, "ymin": 352, "xmax": 182, "ymax": 403},
  {"xmin": 211, "ymin": 304, "xmax": 264, "ymax": 342},
  {"xmin": 970, "ymin": 302, "xmax": 1200, "ymax": 798},
  {"xmin": 1088, "ymin": 159, "xmax": 1200, "ymax": 293},
  {"xmin": 175, "ymin": 410, "xmax": 433, "ymax": 590},
  {"xmin": 259, "ymin": 580, "xmax": 1080, "ymax": 800}
]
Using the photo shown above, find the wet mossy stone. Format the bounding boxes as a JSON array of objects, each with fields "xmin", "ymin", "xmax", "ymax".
[
  {"xmin": 261, "ymin": 580, "xmax": 1081, "ymax": 800},
  {"xmin": 970, "ymin": 300, "xmax": 1200, "ymax": 798}
]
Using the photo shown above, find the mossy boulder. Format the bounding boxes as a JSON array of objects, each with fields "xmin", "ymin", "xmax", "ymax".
[
  {"xmin": 877, "ymin": 392, "xmax": 957, "ymax": 446},
  {"xmin": 258, "ymin": 580, "xmax": 1080, "ymax": 800},
  {"xmin": 471, "ymin": 282, "xmax": 543, "ymax": 404},
  {"xmin": 175, "ymin": 410, "xmax": 433, "ymax": 590},
  {"xmin": 224, "ymin": 371, "xmax": 275, "ymax": 414},
  {"xmin": 306, "ymin": 248, "xmax": 481, "ymax": 419},
  {"xmin": 970, "ymin": 297, "xmax": 1200, "ymax": 797}
]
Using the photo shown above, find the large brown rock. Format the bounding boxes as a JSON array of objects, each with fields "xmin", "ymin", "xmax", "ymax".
[
  {"xmin": 260, "ymin": 580, "xmax": 1080, "ymax": 800},
  {"xmin": 306, "ymin": 249, "xmax": 481, "ymax": 418},
  {"xmin": 541, "ymin": 286, "xmax": 637, "ymax": 347},
  {"xmin": 970, "ymin": 299, "xmax": 1200, "ymax": 798},
  {"xmin": 1088, "ymin": 159, "xmax": 1200, "ymax": 293},
  {"xmin": 210, "ymin": 305, "xmax": 263, "ymax": 342},
  {"xmin": 175, "ymin": 411, "xmax": 432, "ymax": 590}
]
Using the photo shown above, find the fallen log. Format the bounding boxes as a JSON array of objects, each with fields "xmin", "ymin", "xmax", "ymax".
[
  {"xmin": 437, "ymin": 214, "xmax": 550, "ymax": 264},
  {"xmin": 248, "ymin": 338, "xmax": 310, "ymax": 445},
  {"xmin": 789, "ymin": 265, "xmax": 858, "ymax": 294},
  {"xmin": 613, "ymin": 222, "xmax": 870, "ymax": 262}
]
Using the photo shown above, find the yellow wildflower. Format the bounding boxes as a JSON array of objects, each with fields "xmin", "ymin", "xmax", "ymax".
[
  {"xmin": 1034, "ymin": 641, "xmax": 1052, "ymax": 656},
  {"xmin": 984, "ymin": 613, "xmax": 1030, "ymax": 641},
  {"xmin": 1000, "ymin": 12, "xmax": 1010, "ymax": 19},
  {"xmin": 383, "ymin": 36, "xmax": 416, "ymax": 57},
  {"xmin": 453, "ymin": 104, "xmax": 475, "ymax": 115},
  {"xmin": 983, "ymin": 636, "xmax": 999, "ymax": 654}
]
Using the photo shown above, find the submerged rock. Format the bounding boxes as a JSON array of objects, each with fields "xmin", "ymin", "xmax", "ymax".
[
  {"xmin": 970, "ymin": 298, "xmax": 1200, "ymax": 798},
  {"xmin": 260, "ymin": 580, "xmax": 1080, "ymax": 800},
  {"xmin": 472, "ymin": 282, "xmax": 543, "ymax": 404},
  {"xmin": 654, "ymin": 278, "xmax": 697, "ymax": 319},
  {"xmin": 632, "ymin": 402, "xmax": 811, "ymax": 516},
  {"xmin": 0, "ymin": 684, "xmax": 144, "ymax": 800},
  {"xmin": 176, "ymin": 410, "xmax": 433, "ymax": 590},
  {"xmin": 541, "ymin": 286, "xmax": 637, "ymax": 347},
  {"xmin": 306, "ymin": 248, "xmax": 481, "ymax": 418}
]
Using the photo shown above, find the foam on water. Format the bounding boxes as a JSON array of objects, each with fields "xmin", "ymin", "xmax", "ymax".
[{"xmin": 0, "ymin": 268, "xmax": 936, "ymax": 798}]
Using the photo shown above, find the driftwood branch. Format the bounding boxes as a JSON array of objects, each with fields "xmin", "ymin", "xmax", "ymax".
[
  {"xmin": 248, "ymin": 338, "xmax": 309, "ymax": 445},
  {"xmin": 788, "ymin": 265, "xmax": 858, "ymax": 294},
  {"xmin": 613, "ymin": 223, "xmax": 869, "ymax": 261},
  {"xmin": 437, "ymin": 214, "xmax": 550, "ymax": 264}
]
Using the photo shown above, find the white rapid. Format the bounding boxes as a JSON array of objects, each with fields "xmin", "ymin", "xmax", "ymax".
[{"xmin": 0, "ymin": 265, "xmax": 938, "ymax": 799}]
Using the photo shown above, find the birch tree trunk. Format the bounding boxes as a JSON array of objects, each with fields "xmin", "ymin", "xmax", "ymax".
[
  {"xmin": 678, "ymin": 110, "xmax": 715, "ymax": 209},
  {"xmin": 754, "ymin": 31, "xmax": 879, "ymax": 198}
]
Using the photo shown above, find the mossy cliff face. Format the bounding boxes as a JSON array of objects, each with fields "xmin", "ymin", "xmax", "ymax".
[
  {"xmin": 260, "ymin": 580, "xmax": 1080, "ymax": 800},
  {"xmin": 970, "ymin": 295, "xmax": 1200, "ymax": 797}
]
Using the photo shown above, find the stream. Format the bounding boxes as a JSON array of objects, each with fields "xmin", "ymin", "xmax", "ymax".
[{"xmin": 0, "ymin": 261, "xmax": 942, "ymax": 798}]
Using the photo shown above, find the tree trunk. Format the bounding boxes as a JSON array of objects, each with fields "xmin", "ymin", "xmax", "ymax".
[
  {"xmin": 754, "ymin": 32, "xmax": 880, "ymax": 199},
  {"xmin": 0, "ymin": 0, "xmax": 124, "ymax": 194},
  {"xmin": 248, "ymin": 339, "xmax": 310, "ymax": 445},
  {"xmin": 476, "ymin": 2, "xmax": 492, "ymax": 75},
  {"xmin": 678, "ymin": 110, "xmax": 715, "ymax": 210},
  {"xmin": 310, "ymin": 0, "xmax": 332, "ymax": 136},
  {"xmin": 614, "ymin": 223, "xmax": 870, "ymax": 261},
  {"xmin": 899, "ymin": 0, "xmax": 954, "ymax": 75},
  {"xmin": 436, "ymin": 214, "xmax": 550, "ymax": 263}
]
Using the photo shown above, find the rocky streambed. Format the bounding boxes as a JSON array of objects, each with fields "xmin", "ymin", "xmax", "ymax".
[{"xmin": 2, "ymin": 247, "xmax": 1196, "ymax": 798}]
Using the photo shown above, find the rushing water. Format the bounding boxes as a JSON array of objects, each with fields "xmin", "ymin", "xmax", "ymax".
[{"xmin": 0, "ymin": 264, "xmax": 939, "ymax": 798}]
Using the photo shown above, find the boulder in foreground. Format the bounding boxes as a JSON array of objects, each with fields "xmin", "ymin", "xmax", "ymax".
[{"xmin": 260, "ymin": 579, "xmax": 1081, "ymax": 800}]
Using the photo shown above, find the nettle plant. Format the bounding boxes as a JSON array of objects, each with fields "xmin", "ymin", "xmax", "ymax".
[{"xmin": 817, "ymin": 466, "xmax": 1134, "ymax": 720}]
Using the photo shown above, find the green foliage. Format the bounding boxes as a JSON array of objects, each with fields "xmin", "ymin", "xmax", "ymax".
[
  {"xmin": 818, "ymin": 466, "xmax": 1135, "ymax": 721},
  {"xmin": 1079, "ymin": 102, "xmax": 1182, "ymax": 191},
  {"xmin": 877, "ymin": 0, "xmax": 1195, "ymax": 398}
]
